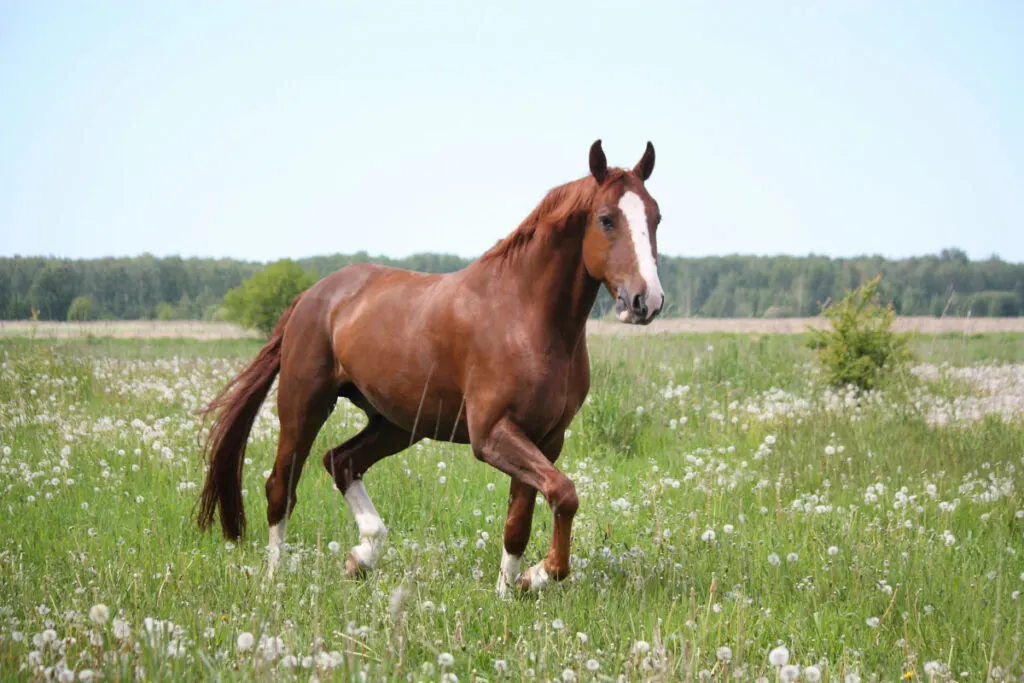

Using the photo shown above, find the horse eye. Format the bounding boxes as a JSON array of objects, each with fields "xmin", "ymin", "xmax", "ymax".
[
  {"xmin": 656, "ymin": 214, "xmax": 662, "ymax": 226},
  {"xmin": 599, "ymin": 215, "xmax": 614, "ymax": 230}
]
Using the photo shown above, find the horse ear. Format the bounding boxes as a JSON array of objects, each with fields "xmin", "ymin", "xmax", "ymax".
[
  {"xmin": 589, "ymin": 139, "xmax": 607, "ymax": 184},
  {"xmin": 633, "ymin": 141, "xmax": 655, "ymax": 181}
]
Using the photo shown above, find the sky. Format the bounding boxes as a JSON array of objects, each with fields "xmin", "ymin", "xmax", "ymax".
[{"xmin": 1, "ymin": 2, "xmax": 1022, "ymax": 263}]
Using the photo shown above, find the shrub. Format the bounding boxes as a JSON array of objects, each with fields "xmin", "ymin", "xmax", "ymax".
[
  {"xmin": 221, "ymin": 259, "xmax": 318, "ymax": 337},
  {"xmin": 155, "ymin": 302, "xmax": 175, "ymax": 321},
  {"xmin": 806, "ymin": 275, "xmax": 913, "ymax": 391},
  {"xmin": 66, "ymin": 296, "xmax": 95, "ymax": 322}
]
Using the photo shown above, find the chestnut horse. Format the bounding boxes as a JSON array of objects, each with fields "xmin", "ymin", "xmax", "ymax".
[{"xmin": 197, "ymin": 140, "xmax": 665, "ymax": 596}]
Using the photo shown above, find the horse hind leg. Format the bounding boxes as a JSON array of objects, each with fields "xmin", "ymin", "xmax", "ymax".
[
  {"xmin": 323, "ymin": 408, "xmax": 420, "ymax": 577},
  {"xmin": 264, "ymin": 365, "xmax": 337, "ymax": 580}
]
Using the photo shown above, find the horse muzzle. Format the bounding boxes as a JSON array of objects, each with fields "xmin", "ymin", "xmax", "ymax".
[{"xmin": 615, "ymin": 287, "xmax": 663, "ymax": 325}]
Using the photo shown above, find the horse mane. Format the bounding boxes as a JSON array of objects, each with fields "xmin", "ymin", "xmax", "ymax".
[{"xmin": 482, "ymin": 168, "xmax": 628, "ymax": 264}]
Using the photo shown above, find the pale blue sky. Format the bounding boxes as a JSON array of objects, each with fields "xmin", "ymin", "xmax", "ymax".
[{"xmin": 1, "ymin": 2, "xmax": 1022, "ymax": 263}]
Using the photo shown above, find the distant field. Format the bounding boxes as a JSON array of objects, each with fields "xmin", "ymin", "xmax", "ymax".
[
  {"xmin": 3, "ymin": 316, "xmax": 1024, "ymax": 340},
  {"xmin": 0, "ymin": 320, "xmax": 262, "ymax": 339},
  {"xmin": 588, "ymin": 315, "xmax": 1024, "ymax": 335}
]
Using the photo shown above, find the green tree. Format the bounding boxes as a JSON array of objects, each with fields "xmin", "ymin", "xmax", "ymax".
[
  {"xmin": 221, "ymin": 259, "xmax": 318, "ymax": 336},
  {"xmin": 66, "ymin": 296, "xmax": 95, "ymax": 321},
  {"xmin": 2, "ymin": 249, "xmax": 1023, "ymax": 322},
  {"xmin": 28, "ymin": 263, "xmax": 79, "ymax": 320}
]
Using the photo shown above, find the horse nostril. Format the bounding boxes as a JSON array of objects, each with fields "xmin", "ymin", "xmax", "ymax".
[{"xmin": 631, "ymin": 293, "xmax": 648, "ymax": 318}]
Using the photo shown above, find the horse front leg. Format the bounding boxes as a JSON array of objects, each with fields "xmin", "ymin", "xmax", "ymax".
[
  {"xmin": 474, "ymin": 418, "xmax": 577, "ymax": 595},
  {"xmin": 496, "ymin": 479, "xmax": 537, "ymax": 597}
]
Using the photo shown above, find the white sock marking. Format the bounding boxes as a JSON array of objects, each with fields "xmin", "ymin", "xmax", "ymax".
[
  {"xmin": 496, "ymin": 549, "xmax": 522, "ymax": 598},
  {"xmin": 528, "ymin": 564, "xmax": 552, "ymax": 592},
  {"xmin": 266, "ymin": 519, "xmax": 287, "ymax": 578},
  {"xmin": 618, "ymin": 191, "xmax": 664, "ymax": 315},
  {"xmin": 344, "ymin": 480, "xmax": 387, "ymax": 568}
]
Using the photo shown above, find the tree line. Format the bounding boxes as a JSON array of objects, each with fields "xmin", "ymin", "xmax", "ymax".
[{"xmin": 1, "ymin": 247, "xmax": 1021, "ymax": 322}]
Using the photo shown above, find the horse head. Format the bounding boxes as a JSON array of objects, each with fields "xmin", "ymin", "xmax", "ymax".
[{"xmin": 582, "ymin": 140, "xmax": 665, "ymax": 324}]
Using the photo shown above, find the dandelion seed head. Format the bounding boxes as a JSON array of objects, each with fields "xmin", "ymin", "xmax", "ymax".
[
  {"xmin": 768, "ymin": 645, "xmax": 789, "ymax": 667},
  {"xmin": 237, "ymin": 632, "xmax": 254, "ymax": 652},
  {"xmin": 88, "ymin": 603, "xmax": 109, "ymax": 626},
  {"xmin": 780, "ymin": 665, "xmax": 800, "ymax": 682}
]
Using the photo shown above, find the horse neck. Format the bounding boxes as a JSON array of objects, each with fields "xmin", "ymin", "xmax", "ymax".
[{"xmin": 518, "ymin": 217, "xmax": 601, "ymax": 352}]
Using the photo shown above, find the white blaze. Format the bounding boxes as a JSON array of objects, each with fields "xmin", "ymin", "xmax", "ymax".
[
  {"xmin": 344, "ymin": 480, "xmax": 387, "ymax": 568},
  {"xmin": 618, "ymin": 191, "xmax": 664, "ymax": 315}
]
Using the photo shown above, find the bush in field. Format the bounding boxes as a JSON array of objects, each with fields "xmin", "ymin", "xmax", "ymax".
[
  {"xmin": 66, "ymin": 296, "xmax": 95, "ymax": 321},
  {"xmin": 221, "ymin": 259, "xmax": 318, "ymax": 337},
  {"xmin": 806, "ymin": 275, "xmax": 913, "ymax": 390},
  {"xmin": 155, "ymin": 302, "xmax": 175, "ymax": 321}
]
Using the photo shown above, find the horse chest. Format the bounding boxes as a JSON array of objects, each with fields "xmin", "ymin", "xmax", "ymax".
[{"xmin": 507, "ymin": 351, "xmax": 588, "ymax": 439}]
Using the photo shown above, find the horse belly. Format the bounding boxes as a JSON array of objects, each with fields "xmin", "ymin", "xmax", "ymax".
[
  {"xmin": 334, "ymin": 323, "xmax": 469, "ymax": 441},
  {"xmin": 365, "ymin": 374, "xmax": 469, "ymax": 443}
]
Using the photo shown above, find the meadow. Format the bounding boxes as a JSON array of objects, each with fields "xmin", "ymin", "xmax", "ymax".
[{"xmin": 1, "ymin": 332, "xmax": 1023, "ymax": 682}]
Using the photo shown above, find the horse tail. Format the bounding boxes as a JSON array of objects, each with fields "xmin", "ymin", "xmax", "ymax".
[{"xmin": 196, "ymin": 295, "xmax": 302, "ymax": 540}]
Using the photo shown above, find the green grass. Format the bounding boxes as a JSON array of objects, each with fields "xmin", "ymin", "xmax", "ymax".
[{"xmin": 1, "ymin": 334, "xmax": 1023, "ymax": 681}]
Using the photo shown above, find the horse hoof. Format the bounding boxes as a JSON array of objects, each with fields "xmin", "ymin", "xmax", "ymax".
[
  {"xmin": 513, "ymin": 571, "xmax": 532, "ymax": 593},
  {"xmin": 345, "ymin": 553, "xmax": 370, "ymax": 579}
]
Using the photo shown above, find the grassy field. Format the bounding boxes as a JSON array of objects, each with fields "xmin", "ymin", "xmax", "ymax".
[{"xmin": 1, "ymin": 333, "xmax": 1023, "ymax": 681}]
